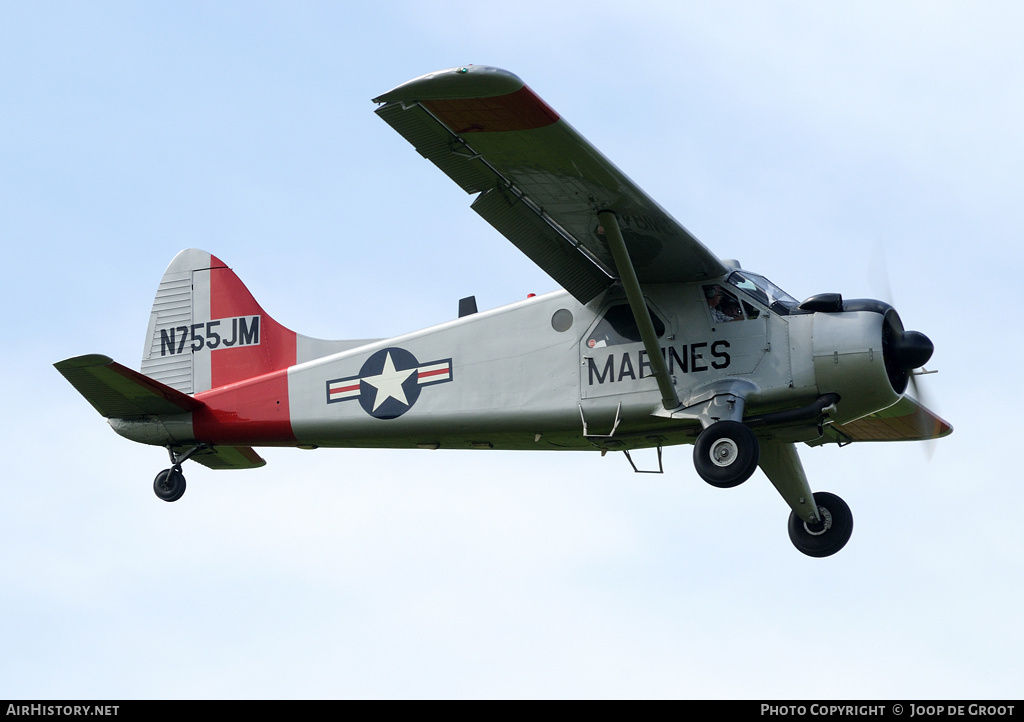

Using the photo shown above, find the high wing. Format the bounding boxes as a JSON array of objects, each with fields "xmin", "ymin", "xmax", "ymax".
[
  {"xmin": 813, "ymin": 395, "xmax": 953, "ymax": 445},
  {"xmin": 373, "ymin": 65, "xmax": 728, "ymax": 304}
]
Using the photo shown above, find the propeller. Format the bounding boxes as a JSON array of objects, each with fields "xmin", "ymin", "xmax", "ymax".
[{"xmin": 871, "ymin": 247, "xmax": 944, "ymax": 449}]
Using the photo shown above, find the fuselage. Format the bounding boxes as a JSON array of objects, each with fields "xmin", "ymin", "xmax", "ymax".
[{"xmin": 111, "ymin": 271, "xmax": 905, "ymax": 453}]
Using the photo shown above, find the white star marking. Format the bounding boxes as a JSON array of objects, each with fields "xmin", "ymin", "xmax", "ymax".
[{"xmin": 361, "ymin": 351, "xmax": 416, "ymax": 412}]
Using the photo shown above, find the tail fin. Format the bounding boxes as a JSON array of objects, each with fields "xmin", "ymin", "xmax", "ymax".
[{"xmin": 141, "ymin": 249, "xmax": 297, "ymax": 395}]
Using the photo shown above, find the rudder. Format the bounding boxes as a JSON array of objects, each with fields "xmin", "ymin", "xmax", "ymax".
[{"xmin": 141, "ymin": 249, "xmax": 297, "ymax": 394}]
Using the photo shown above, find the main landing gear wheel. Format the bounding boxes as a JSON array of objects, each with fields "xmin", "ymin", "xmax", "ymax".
[
  {"xmin": 153, "ymin": 467, "xmax": 186, "ymax": 502},
  {"xmin": 693, "ymin": 420, "xmax": 760, "ymax": 488},
  {"xmin": 788, "ymin": 491, "xmax": 853, "ymax": 558}
]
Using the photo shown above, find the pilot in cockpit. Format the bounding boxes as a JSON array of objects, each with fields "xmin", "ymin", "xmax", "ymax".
[{"xmin": 705, "ymin": 285, "xmax": 743, "ymax": 323}]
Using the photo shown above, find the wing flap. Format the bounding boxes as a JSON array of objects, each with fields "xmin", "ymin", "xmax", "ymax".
[
  {"xmin": 471, "ymin": 187, "xmax": 613, "ymax": 303},
  {"xmin": 55, "ymin": 354, "xmax": 204, "ymax": 418},
  {"xmin": 375, "ymin": 66, "xmax": 727, "ymax": 303}
]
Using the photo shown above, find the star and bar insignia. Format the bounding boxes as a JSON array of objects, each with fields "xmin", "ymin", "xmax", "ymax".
[{"xmin": 326, "ymin": 347, "xmax": 453, "ymax": 419}]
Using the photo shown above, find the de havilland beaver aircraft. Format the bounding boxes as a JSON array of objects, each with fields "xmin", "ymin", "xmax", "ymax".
[{"xmin": 56, "ymin": 65, "xmax": 951, "ymax": 557}]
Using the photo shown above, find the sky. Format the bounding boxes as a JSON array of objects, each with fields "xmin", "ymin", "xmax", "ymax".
[{"xmin": 2, "ymin": 1, "xmax": 1022, "ymax": 700}]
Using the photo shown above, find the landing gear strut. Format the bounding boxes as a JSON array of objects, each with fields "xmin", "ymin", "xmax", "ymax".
[
  {"xmin": 153, "ymin": 444, "xmax": 207, "ymax": 502},
  {"xmin": 787, "ymin": 491, "xmax": 854, "ymax": 557}
]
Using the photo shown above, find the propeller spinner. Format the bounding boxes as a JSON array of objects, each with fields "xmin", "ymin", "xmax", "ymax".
[{"xmin": 881, "ymin": 308, "xmax": 934, "ymax": 395}]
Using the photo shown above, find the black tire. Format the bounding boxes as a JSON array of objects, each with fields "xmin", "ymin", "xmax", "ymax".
[
  {"xmin": 788, "ymin": 491, "xmax": 853, "ymax": 557},
  {"xmin": 153, "ymin": 468, "xmax": 186, "ymax": 502},
  {"xmin": 692, "ymin": 420, "xmax": 760, "ymax": 488}
]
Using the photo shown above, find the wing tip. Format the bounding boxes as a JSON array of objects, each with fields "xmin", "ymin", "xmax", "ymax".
[
  {"xmin": 373, "ymin": 65, "xmax": 523, "ymax": 104},
  {"xmin": 54, "ymin": 354, "xmax": 115, "ymax": 371}
]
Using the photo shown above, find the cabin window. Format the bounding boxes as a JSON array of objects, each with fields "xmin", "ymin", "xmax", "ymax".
[{"xmin": 586, "ymin": 304, "xmax": 665, "ymax": 348}]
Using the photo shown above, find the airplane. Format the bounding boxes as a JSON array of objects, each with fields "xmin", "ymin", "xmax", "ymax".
[{"xmin": 55, "ymin": 65, "xmax": 951, "ymax": 557}]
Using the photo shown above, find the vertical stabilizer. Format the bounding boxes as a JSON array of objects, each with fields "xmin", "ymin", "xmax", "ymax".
[{"xmin": 141, "ymin": 249, "xmax": 297, "ymax": 394}]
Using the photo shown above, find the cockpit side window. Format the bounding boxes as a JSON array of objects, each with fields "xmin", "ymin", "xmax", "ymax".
[
  {"xmin": 586, "ymin": 303, "xmax": 665, "ymax": 348},
  {"xmin": 703, "ymin": 284, "xmax": 757, "ymax": 322}
]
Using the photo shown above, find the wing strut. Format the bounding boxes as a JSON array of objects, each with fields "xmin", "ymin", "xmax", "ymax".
[{"xmin": 598, "ymin": 211, "xmax": 680, "ymax": 411}]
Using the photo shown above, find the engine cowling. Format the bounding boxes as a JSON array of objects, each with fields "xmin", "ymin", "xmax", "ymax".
[{"xmin": 810, "ymin": 300, "xmax": 933, "ymax": 424}]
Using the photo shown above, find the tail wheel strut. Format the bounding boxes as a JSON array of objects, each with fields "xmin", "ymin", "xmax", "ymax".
[{"xmin": 152, "ymin": 444, "xmax": 208, "ymax": 502}]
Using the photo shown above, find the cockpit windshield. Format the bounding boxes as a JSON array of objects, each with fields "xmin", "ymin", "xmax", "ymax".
[{"xmin": 726, "ymin": 271, "xmax": 799, "ymax": 315}]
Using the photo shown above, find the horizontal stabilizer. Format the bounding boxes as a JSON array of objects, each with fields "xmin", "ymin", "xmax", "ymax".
[
  {"xmin": 54, "ymin": 354, "xmax": 204, "ymax": 418},
  {"xmin": 189, "ymin": 445, "xmax": 266, "ymax": 470}
]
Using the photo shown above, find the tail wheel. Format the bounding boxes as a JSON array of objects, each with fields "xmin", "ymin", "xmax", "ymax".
[
  {"xmin": 788, "ymin": 491, "xmax": 853, "ymax": 557},
  {"xmin": 154, "ymin": 468, "xmax": 186, "ymax": 502},
  {"xmin": 693, "ymin": 420, "xmax": 760, "ymax": 488}
]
